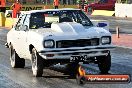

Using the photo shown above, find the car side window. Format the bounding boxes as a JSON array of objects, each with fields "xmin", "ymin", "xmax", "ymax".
[
  {"xmin": 15, "ymin": 14, "xmax": 26, "ymax": 31},
  {"xmin": 23, "ymin": 15, "xmax": 30, "ymax": 28}
]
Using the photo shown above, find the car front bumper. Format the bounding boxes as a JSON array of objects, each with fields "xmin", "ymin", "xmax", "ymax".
[{"xmin": 38, "ymin": 45, "xmax": 115, "ymax": 60}]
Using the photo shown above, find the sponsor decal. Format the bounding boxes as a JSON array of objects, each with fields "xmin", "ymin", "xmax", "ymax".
[
  {"xmin": 77, "ymin": 66, "xmax": 131, "ymax": 85},
  {"xmin": 85, "ymin": 74, "xmax": 130, "ymax": 83},
  {"xmin": 5, "ymin": 6, "xmax": 43, "ymax": 11}
]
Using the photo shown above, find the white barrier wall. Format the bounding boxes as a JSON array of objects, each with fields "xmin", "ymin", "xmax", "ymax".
[{"xmin": 115, "ymin": 3, "xmax": 132, "ymax": 17}]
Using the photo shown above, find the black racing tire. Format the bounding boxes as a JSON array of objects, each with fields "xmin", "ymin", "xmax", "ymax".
[
  {"xmin": 31, "ymin": 48, "xmax": 44, "ymax": 77},
  {"xmin": 98, "ymin": 52, "xmax": 111, "ymax": 74},
  {"xmin": 9, "ymin": 45, "xmax": 25, "ymax": 68},
  {"xmin": 65, "ymin": 62, "xmax": 79, "ymax": 77}
]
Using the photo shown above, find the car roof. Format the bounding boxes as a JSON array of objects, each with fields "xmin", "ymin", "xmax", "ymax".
[{"xmin": 24, "ymin": 8, "xmax": 81, "ymax": 14}]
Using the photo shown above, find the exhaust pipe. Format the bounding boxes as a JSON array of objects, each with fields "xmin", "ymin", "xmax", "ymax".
[{"xmin": 5, "ymin": 43, "xmax": 9, "ymax": 48}]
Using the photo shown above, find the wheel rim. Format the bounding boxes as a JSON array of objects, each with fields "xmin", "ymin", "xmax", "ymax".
[
  {"xmin": 10, "ymin": 47, "xmax": 15, "ymax": 66},
  {"xmin": 32, "ymin": 51, "xmax": 37, "ymax": 69},
  {"xmin": 31, "ymin": 48, "xmax": 43, "ymax": 76},
  {"xmin": 11, "ymin": 49, "xmax": 15, "ymax": 61}
]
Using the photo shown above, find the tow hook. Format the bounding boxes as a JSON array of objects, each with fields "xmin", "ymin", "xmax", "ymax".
[{"xmin": 5, "ymin": 43, "xmax": 9, "ymax": 48}]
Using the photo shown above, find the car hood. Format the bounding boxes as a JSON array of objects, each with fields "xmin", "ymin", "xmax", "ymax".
[{"xmin": 31, "ymin": 22, "xmax": 111, "ymax": 40}]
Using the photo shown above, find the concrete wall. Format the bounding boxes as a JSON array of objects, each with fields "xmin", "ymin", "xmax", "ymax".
[{"xmin": 115, "ymin": 3, "xmax": 132, "ymax": 17}]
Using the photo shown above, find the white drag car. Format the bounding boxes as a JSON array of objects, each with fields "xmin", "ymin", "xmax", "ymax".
[{"xmin": 5, "ymin": 9, "xmax": 114, "ymax": 77}]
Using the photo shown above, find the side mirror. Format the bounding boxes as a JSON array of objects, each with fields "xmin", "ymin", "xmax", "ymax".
[
  {"xmin": 82, "ymin": 20, "xmax": 87, "ymax": 25},
  {"xmin": 12, "ymin": 24, "xmax": 17, "ymax": 28},
  {"xmin": 12, "ymin": 25, "xmax": 14, "ymax": 28},
  {"xmin": 97, "ymin": 23, "xmax": 107, "ymax": 27},
  {"xmin": 81, "ymin": 20, "xmax": 90, "ymax": 26},
  {"xmin": 22, "ymin": 25, "xmax": 28, "ymax": 31}
]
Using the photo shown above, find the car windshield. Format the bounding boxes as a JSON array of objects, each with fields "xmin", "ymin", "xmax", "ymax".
[{"xmin": 29, "ymin": 10, "xmax": 93, "ymax": 29}]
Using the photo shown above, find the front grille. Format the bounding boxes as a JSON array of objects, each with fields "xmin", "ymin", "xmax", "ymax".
[{"xmin": 56, "ymin": 38, "xmax": 99, "ymax": 48}]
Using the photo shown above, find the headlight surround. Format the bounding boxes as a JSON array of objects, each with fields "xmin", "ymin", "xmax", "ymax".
[
  {"xmin": 44, "ymin": 39, "xmax": 55, "ymax": 48},
  {"xmin": 101, "ymin": 36, "xmax": 111, "ymax": 45}
]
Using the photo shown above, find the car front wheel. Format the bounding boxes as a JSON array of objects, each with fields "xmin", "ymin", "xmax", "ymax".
[
  {"xmin": 31, "ymin": 48, "xmax": 44, "ymax": 77},
  {"xmin": 97, "ymin": 52, "xmax": 111, "ymax": 74},
  {"xmin": 9, "ymin": 45, "xmax": 25, "ymax": 68}
]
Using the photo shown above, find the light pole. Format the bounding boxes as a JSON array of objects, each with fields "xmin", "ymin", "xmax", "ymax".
[{"xmin": 46, "ymin": 0, "xmax": 47, "ymax": 5}]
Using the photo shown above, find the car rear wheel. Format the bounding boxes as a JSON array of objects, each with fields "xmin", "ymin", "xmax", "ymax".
[
  {"xmin": 31, "ymin": 48, "xmax": 44, "ymax": 77},
  {"xmin": 9, "ymin": 45, "xmax": 25, "ymax": 68},
  {"xmin": 98, "ymin": 52, "xmax": 111, "ymax": 74}
]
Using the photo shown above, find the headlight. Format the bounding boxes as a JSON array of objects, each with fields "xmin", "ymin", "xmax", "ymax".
[
  {"xmin": 101, "ymin": 36, "xmax": 111, "ymax": 45},
  {"xmin": 44, "ymin": 40, "xmax": 55, "ymax": 48}
]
